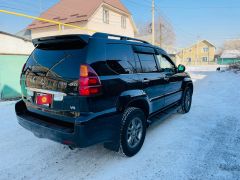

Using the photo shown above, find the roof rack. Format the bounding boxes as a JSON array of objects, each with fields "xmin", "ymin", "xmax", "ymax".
[{"xmin": 92, "ymin": 32, "xmax": 150, "ymax": 44}]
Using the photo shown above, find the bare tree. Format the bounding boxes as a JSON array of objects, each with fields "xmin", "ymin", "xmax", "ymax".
[
  {"xmin": 136, "ymin": 15, "xmax": 176, "ymax": 49},
  {"xmin": 223, "ymin": 39, "xmax": 240, "ymax": 50}
]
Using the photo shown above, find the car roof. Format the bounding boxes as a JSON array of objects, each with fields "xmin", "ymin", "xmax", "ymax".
[
  {"xmin": 90, "ymin": 33, "xmax": 167, "ymax": 55},
  {"xmin": 32, "ymin": 32, "xmax": 168, "ymax": 55}
]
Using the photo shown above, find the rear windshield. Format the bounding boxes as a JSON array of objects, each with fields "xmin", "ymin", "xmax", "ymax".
[{"xmin": 25, "ymin": 42, "xmax": 87, "ymax": 79}]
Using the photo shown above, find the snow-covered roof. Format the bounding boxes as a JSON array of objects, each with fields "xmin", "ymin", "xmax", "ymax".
[{"xmin": 220, "ymin": 50, "xmax": 240, "ymax": 58}]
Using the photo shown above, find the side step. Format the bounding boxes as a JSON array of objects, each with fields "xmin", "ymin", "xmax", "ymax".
[{"xmin": 147, "ymin": 105, "xmax": 181, "ymax": 125}]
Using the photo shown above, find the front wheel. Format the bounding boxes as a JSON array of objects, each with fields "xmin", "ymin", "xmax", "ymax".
[
  {"xmin": 119, "ymin": 107, "xmax": 146, "ymax": 157},
  {"xmin": 180, "ymin": 87, "xmax": 193, "ymax": 113}
]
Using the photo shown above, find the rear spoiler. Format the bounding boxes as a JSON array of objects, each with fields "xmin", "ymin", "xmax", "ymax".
[{"xmin": 32, "ymin": 34, "xmax": 90, "ymax": 47}]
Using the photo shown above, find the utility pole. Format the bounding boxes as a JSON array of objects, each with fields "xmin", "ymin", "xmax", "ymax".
[
  {"xmin": 152, "ymin": 0, "xmax": 155, "ymax": 45},
  {"xmin": 159, "ymin": 23, "xmax": 163, "ymax": 47}
]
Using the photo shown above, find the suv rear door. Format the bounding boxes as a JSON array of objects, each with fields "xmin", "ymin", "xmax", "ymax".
[
  {"xmin": 133, "ymin": 46, "xmax": 166, "ymax": 113},
  {"xmin": 21, "ymin": 36, "xmax": 88, "ymax": 120}
]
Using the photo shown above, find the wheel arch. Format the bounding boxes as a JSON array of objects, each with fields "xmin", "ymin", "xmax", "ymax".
[
  {"xmin": 116, "ymin": 90, "xmax": 150, "ymax": 118},
  {"xmin": 182, "ymin": 78, "xmax": 193, "ymax": 92},
  {"xmin": 127, "ymin": 99, "xmax": 149, "ymax": 118}
]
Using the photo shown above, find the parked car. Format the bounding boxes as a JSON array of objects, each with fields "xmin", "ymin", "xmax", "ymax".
[{"xmin": 15, "ymin": 33, "xmax": 193, "ymax": 157}]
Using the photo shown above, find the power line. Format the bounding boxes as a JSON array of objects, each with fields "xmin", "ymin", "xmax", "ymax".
[
  {"xmin": 1, "ymin": 1, "xmax": 238, "ymax": 43},
  {"xmin": 1, "ymin": 1, "xmax": 128, "ymax": 22},
  {"xmin": 125, "ymin": 0, "xmax": 195, "ymax": 37},
  {"xmin": 124, "ymin": 0, "xmax": 206, "ymax": 47},
  {"xmin": 125, "ymin": 0, "xmax": 152, "ymax": 8},
  {"xmin": 155, "ymin": 6, "xmax": 240, "ymax": 9},
  {"xmin": 2, "ymin": 0, "xmax": 199, "ymax": 43}
]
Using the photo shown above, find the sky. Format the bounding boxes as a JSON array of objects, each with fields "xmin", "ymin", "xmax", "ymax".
[{"xmin": 0, "ymin": 0, "xmax": 240, "ymax": 49}]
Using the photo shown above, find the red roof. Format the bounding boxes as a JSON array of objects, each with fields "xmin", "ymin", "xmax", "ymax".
[{"xmin": 28, "ymin": 0, "xmax": 130, "ymax": 29}]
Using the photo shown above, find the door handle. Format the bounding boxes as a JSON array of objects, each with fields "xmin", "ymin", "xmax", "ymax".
[
  {"xmin": 164, "ymin": 76, "xmax": 169, "ymax": 81},
  {"xmin": 142, "ymin": 78, "xmax": 150, "ymax": 83}
]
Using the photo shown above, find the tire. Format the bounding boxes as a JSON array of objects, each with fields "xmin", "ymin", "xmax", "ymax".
[
  {"xmin": 179, "ymin": 87, "xmax": 193, "ymax": 114},
  {"xmin": 119, "ymin": 107, "xmax": 147, "ymax": 157}
]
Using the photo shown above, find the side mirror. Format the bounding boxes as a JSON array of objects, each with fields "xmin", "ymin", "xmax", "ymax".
[{"xmin": 178, "ymin": 64, "xmax": 186, "ymax": 73}]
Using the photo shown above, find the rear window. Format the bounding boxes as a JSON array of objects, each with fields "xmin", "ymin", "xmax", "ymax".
[
  {"xmin": 25, "ymin": 43, "xmax": 87, "ymax": 79},
  {"xmin": 90, "ymin": 43, "xmax": 138, "ymax": 75},
  {"xmin": 106, "ymin": 44, "xmax": 135, "ymax": 74}
]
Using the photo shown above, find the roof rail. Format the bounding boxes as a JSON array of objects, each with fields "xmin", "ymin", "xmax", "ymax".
[{"xmin": 92, "ymin": 32, "xmax": 150, "ymax": 44}]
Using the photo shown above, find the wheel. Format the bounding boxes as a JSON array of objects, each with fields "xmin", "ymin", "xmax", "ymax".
[
  {"xmin": 119, "ymin": 107, "xmax": 146, "ymax": 157},
  {"xmin": 180, "ymin": 87, "xmax": 193, "ymax": 114}
]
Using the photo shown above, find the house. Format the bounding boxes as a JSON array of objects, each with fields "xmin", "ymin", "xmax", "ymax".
[
  {"xmin": 16, "ymin": 29, "xmax": 32, "ymax": 40},
  {"xmin": 177, "ymin": 40, "xmax": 216, "ymax": 65},
  {"xmin": 0, "ymin": 31, "xmax": 33, "ymax": 55},
  {"xmin": 0, "ymin": 31, "xmax": 34, "ymax": 99},
  {"xmin": 218, "ymin": 50, "xmax": 240, "ymax": 65},
  {"xmin": 28, "ymin": 0, "xmax": 137, "ymax": 39}
]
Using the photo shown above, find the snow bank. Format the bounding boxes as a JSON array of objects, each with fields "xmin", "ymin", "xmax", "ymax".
[{"xmin": 0, "ymin": 68, "xmax": 240, "ymax": 179}]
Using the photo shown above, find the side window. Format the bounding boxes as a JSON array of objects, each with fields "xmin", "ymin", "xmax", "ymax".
[
  {"xmin": 138, "ymin": 53, "xmax": 158, "ymax": 73},
  {"xmin": 134, "ymin": 53, "xmax": 143, "ymax": 73},
  {"xmin": 156, "ymin": 54, "xmax": 175, "ymax": 73},
  {"xmin": 106, "ymin": 44, "xmax": 136, "ymax": 74}
]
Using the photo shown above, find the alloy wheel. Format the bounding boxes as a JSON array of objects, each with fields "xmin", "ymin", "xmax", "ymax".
[{"xmin": 126, "ymin": 117, "xmax": 143, "ymax": 148}]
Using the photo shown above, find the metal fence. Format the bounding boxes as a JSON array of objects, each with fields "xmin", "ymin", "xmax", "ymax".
[
  {"xmin": 217, "ymin": 58, "xmax": 240, "ymax": 65},
  {"xmin": 178, "ymin": 61, "xmax": 217, "ymax": 66},
  {"xmin": 0, "ymin": 55, "xmax": 28, "ymax": 100}
]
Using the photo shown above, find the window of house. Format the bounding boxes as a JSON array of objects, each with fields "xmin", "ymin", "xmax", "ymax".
[
  {"xmin": 202, "ymin": 57, "xmax": 208, "ymax": 62},
  {"xmin": 138, "ymin": 53, "xmax": 158, "ymax": 73},
  {"xmin": 121, "ymin": 16, "xmax": 126, "ymax": 28},
  {"xmin": 103, "ymin": 8, "xmax": 109, "ymax": 24},
  {"xmin": 203, "ymin": 47, "xmax": 209, "ymax": 53},
  {"xmin": 187, "ymin": 58, "xmax": 192, "ymax": 62}
]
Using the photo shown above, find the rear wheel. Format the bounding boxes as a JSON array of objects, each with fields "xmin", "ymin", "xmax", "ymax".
[
  {"xmin": 119, "ymin": 107, "xmax": 146, "ymax": 157},
  {"xmin": 180, "ymin": 87, "xmax": 192, "ymax": 113}
]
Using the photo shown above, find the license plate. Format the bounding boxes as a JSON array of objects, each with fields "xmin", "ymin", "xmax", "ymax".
[{"xmin": 36, "ymin": 93, "xmax": 53, "ymax": 106}]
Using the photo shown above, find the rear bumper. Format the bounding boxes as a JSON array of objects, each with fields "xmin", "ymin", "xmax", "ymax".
[{"xmin": 15, "ymin": 100, "xmax": 121, "ymax": 148}]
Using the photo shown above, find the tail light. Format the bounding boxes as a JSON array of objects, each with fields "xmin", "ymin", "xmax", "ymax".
[{"xmin": 79, "ymin": 65, "xmax": 102, "ymax": 96}]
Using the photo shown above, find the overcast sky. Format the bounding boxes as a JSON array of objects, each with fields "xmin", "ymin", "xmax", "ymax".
[{"xmin": 0, "ymin": 0, "xmax": 240, "ymax": 48}]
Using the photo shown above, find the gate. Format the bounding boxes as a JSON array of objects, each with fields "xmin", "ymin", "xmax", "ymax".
[{"xmin": 0, "ymin": 55, "xmax": 28, "ymax": 100}]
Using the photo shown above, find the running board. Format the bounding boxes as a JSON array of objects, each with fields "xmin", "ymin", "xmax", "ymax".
[{"xmin": 147, "ymin": 104, "xmax": 181, "ymax": 125}]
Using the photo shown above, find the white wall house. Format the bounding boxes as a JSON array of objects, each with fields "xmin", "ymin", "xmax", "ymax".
[
  {"xmin": 0, "ymin": 31, "xmax": 34, "ymax": 55},
  {"xmin": 28, "ymin": 0, "xmax": 137, "ymax": 39}
]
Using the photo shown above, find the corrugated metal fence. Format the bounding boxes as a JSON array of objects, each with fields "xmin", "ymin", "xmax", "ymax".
[
  {"xmin": 217, "ymin": 58, "xmax": 240, "ymax": 65},
  {"xmin": 0, "ymin": 55, "xmax": 28, "ymax": 100}
]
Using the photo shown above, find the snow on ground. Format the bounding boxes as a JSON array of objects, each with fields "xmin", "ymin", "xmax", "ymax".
[{"xmin": 0, "ymin": 66, "xmax": 240, "ymax": 180}]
